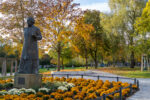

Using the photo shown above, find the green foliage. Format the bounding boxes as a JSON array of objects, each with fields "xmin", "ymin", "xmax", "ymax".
[
  {"xmin": 0, "ymin": 84, "xmax": 3, "ymax": 90},
  {"xmin": 134, "ymin": 1, "xmax": 150, "ymax": 58},
  {"xmin": 135, "ymin": 1, "xmax": 150, "ymax": 33},
  {"xmin": 0, "ymin": 82, "xmax": 13, "ymax": 90},
  {"xmin": 3, "ymin": 82, "xmax": 13, "ymax": 89},
  {"xmin": 64, "ymin": 61, "xmax": 84, "ymax": 67},
  {"xmin": 83, "ymin": 10, "xmax": 103, "ymax": 68},
  {"xmin": 40, "ymin": 54, "xmax": 52, "ymax": 65},
  {"xmin": 101, "ymin": 0, "xmax": 147, "ymax": 67},
  {"xmin": 0, "ymin": 52, "xmax": 6, "ymax": 57}
]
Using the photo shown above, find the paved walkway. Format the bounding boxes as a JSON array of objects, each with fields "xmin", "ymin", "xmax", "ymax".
[
  {"xmin": 127, "ymin": 78, "xmax": 150, "ymax": 100},
  {"xmin": 53, "ymin": 70, "xmax": 150, "ymax": 100}
]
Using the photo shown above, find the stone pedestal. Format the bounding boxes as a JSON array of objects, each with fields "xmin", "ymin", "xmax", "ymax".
[{"xmin": 14, "ymin": 74, "xmax": 42, "ymax": 89}]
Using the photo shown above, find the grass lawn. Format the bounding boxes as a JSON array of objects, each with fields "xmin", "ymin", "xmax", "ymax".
[
  {"xmin": 0, "ymin": 76, "xmax": 14, "ymax": 80},
  {"xmin": 98, "ymin": 67, "xmax": 150, "ymax": 78},
  {"xmin": 39, "ymin": 67, "xmax": 86, "ymax": 74}
]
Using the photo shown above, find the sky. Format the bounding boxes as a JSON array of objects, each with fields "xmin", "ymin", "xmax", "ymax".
[{"xmin": 73, "ymin": 0, "xmax": 110, "ymax": 13}]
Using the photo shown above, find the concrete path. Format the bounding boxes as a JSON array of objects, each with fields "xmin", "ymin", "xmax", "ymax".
[{"xmin": 127, "ymin": 78, "xmax": 150, "ymax": 100}]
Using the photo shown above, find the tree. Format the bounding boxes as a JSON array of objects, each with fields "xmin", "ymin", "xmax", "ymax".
[
  {"xmin": 72, "ymin": 17, "xmax": 94, "ymax": 69},
  {"xmin": 61, "ymin": 46, "xmax": 73, "ymax": 69},
  {"xmin": 0, "ymin": 0, "xmax": 46, "ymax": 59},
  {"xmin": 0, "ymin": 0, "xmax": 82, "ymax": 71},
  {"xmin": 0, "ymin": 0, "xmax": 41, "ymax": 44},
  {"xmin": 40, "ymin": 54, "xmax": 52, "ymax": 66},
  {"xmin": 0, "ymin": 38, "xmax": 16, "ymax": 57},
  {"xmin": 41, "ymin": 0, "xmax": 81, "ymax": 71},
  {"xmin": 135, "ymin": 0, "xmax": 150, "ymax": 71},
  {"xmin": 100, "ymin": 12, "xmax": 127, "ymax": 67},
  {"xmin": 84, "ymin": 10, "xmax": 103, "ymax": 69},
  {"xmin": 108, "ymin": 0, "xmax": 146, "ymax": 68}
]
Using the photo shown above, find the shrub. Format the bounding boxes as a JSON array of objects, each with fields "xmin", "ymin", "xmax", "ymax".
[
  {"xmin": 4, "ymin": 82, "xmax": 13, "ymax": 89},
  {"xmin": 0, "ymin": 84, "xmax": 3, "ymax": 90}
]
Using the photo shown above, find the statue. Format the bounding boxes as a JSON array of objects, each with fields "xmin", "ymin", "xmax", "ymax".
[{"xmin": 18, "ymin": 17, "xmax": 42, "ymax": 74}]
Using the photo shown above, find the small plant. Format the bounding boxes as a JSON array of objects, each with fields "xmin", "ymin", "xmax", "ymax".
[
  {"xmin": 4, "ymin": 82, "xmax": 13, "ymax": 89},
  {"xmin": 8, "ymin": 88, "xmax": 23, "ymax": 95},
  {"xmin": 58, "ymin": 86, "xmax": 68, "ymax": 91},
  {"xmin": 25, "ymin": 89, "xmax": 36, "ymax": 95},
  {"xmin": 38, "ymin": 88, "xmax": 50, "ymax": 94}
]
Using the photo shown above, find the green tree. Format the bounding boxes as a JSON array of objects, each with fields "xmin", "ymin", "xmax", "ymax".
[
  {"xmin": 84, "ymin": 10, "xmax": 103, "ymax": 69},
  {"xmin": 100, "ymin": 12, "xmax": 127, "ymax": 66},
  {"xmin": 61, "ymin": 47, "xmax": 73, "ymax": 69},
  {"xmin": 108, "ymin": 0, "xmax": 146, "ymax": 68},
  {"xmin": 40, "ymin": 54, "xmax": 52, "ymax": 66}
]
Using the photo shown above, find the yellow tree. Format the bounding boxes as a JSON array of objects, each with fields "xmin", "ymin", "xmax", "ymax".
[
  {"xmin": 0, "ymin": 0, "xmax": 81, "ymax": 71},
  {"xmin": 0, "ymin": 0, "xmax": 45, "ymax": 57},
  {"xmin": 40, "ymin": 0, "xmax": 81, "ymax": 71},
  {"xmin": 72, "ymin": 17, "xmax": 94, "ymax": 69}
]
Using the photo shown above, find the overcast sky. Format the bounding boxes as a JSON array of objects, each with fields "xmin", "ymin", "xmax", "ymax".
[{"xmin": 74, "ymin": 0, "xmax": 110, "ymax": 13}]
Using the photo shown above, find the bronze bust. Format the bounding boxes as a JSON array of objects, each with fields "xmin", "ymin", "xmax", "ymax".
[{"xmin": 18, "ymin": 17, "xmax": 42, "ymax": 74}]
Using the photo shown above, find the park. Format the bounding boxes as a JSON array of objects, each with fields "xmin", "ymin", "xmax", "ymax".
[{"xmin": 0, "ymin": 0, "xmax": 150, "ymax": 100}]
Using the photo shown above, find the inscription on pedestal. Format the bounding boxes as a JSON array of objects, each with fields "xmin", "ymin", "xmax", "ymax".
[
  {"xmin": 14, "ymin": 74, "xmax": 42, "ymax": 88},
  {"xmin": 18, "ymin": 77, "xmax": 25, "ymax": 85}
]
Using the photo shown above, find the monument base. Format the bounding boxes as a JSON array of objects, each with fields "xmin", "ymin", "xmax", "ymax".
[{"xmin": 14, "ymin": 74, "xmax": 42, "ymax": 89}]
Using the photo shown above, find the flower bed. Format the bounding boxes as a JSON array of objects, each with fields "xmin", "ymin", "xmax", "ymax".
[{"xmin": 0, "ymin": 77, "xmax": 138, "ymax": 100}]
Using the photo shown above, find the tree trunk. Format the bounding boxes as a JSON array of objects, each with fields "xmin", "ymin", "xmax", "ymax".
[
  {"xmin": 95, "ymin": 58, "xmax": 98, "ymax": 69},
  {"xmin": 10, "ymin": 60, "xmax": 13, "ymax": 76},
  {"xmin": 15, "ymin": 60, "xmax": 18, "ymax": 73},
  {"xmin": 130, "ymin": 51, "xmax": 135, "ymax": 68},
  {"xmin": 141, "ymin": 55, "xmax": 143, "ymax": 71},
  {"xmin": 148, "ymin": 58, "xmax": 150, "ymax": 71},
  {"xmin": 2, "ymin": 58, "xmax": 7, "ymax": 76},
  {"xmin": 85, "ymin": 56, "xmax": 88, "ymax": 69},
  {"xmin": 57, "ymin": 50, "xmax": 61, "ymax": 71},
  {"xmin": 113, "ymin": 57, "xmax": 116, "ymax": 67},
  {"xmin": 62, "ymin": 57, "xmax": 64, "ymax": 70}
]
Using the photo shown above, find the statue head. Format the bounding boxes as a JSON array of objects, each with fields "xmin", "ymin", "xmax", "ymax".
[{"xmin": 27, "ymin": 17, "xmax": 35, "ymax": 27}]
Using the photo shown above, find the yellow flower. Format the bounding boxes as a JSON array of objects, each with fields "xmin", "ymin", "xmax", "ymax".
[
  {"xmin": 43, "ymin": 95, "xmax": 50, "ymax": 100},
  {"xmin": 88, "ymin": 93, "xmax": 97, "ymax": 99},
  {"xmin": 71, "ymin": 87, "xmax": 79, "ymax": 95},
  {"xmin": 55, "ymin": 93, "xmax": 63, "ymax": 99},
  {"xmin": 64, "ymin": 97, "xmax": 73, "ymax": 100},
  {"xmin": 20, "ymin": 93, "xmax": 28, "ymax": 98},
  {"xmin": 74, "ymin": 95, "xmax": 83, "ymax": 99},
  {"xmin": 57, "ymin": 89, "xmax": 64, "ymax": 93},
  {"xmin": 27, "ymin": 94, "xmax": 36, "ymax": 99},
  {"xmin": 132, "ymin": 84, "xmax": 137, "ymax": 89},
  {"xmin": 63, "ymin": 91, "xmax": 73, "ymax": 97},
  {"xmin": 114, "ymin": 93, "xmax": 120, "ymax": 97}
]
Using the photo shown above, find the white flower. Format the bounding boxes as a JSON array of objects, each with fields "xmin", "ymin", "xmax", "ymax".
[
  {"xmin": 65, "ymin": 83, "xmax": 75, "ymax": 89},
  {"xmin": 19, "ymin": 88, "xmax": 26, "ymax": 92},
  {"xmin": 62, "ymin": 82, "xmax": 68, "ymax": 85},
  {"xmin": 8, "ymin": 88, "xmax": 23, "ymax": 95},
  {"xmin": 25, "ymin": 89, "xmax": 36, "ymax": 94},
  {"xmin": 67, "ymin": 83, "xmax": 75, "ymax": 88},
  {"xmin": 38, "ymin": 88, "xmax": 50, "ymax": 93},
  {"xmin": 58, "ymin": 86, "xmax": 68, "ymax": 91},
  {"xmin": 0, "ymin": 91, "xmax": 7, "ymax": 95}
]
